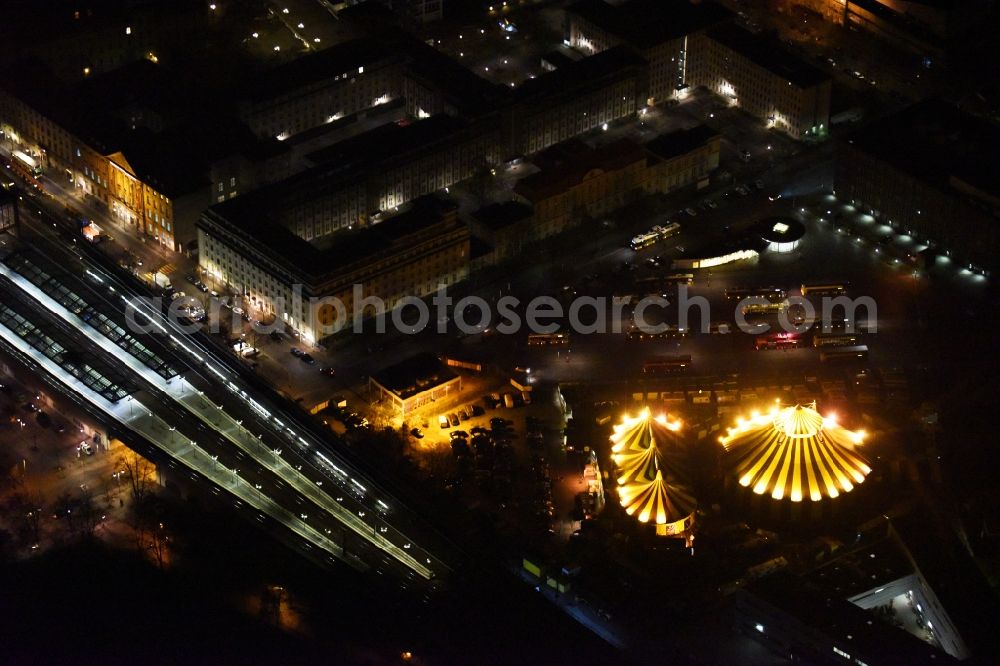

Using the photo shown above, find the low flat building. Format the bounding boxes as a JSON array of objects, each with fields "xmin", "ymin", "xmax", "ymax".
[
  {"xmin": 643, "ymin": 124, "xmax": 721, "ymax": 193},
  {"xmin": 834, "ymin": 99, "xmax": 1000, "ymax": 272},
  {"xmin": 688, "ymin": 24, "xmax": 831, "ymax": 140},
  {"xmin": 198, "ymin": 194, "xmax": 469, "ymax": 344},
  {"xmin": 515, "ymin": 138, "xmax": 648, "ymax": 239},
  {"xmin": 509, "ymin": 127, "xmax": 719, "ymax": 248},
  {"xmin": 469, "ymin": 201, "xmax": 534, "ymax": 265},
  {"xmin": 369, "ymin": 353, "xmax": 461, "ymax": 418}
]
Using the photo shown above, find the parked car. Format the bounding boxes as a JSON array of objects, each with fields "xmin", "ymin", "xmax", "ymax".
[
  {"xmin": 290, "ymin": 347, "xmax": 305, "ymax": 357},
  {"xmin": 448, "ymin": 413, "xmax": 461, "ymax": 427},
  {"xmin": 410, "ymin": 428, "xmax": 424, "ymax": 439},
  {"xmin": 300, "ymin": 353, "xmax": 315, "ymax": 365}
]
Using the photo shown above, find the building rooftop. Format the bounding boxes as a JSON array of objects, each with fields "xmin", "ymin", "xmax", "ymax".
[
  {"xmin": 471, "ymin": 201, "xmax": 533, "ymax": 232},
  {"xmin": 513, "ymin": 46, "xmax": 645, "ymax": 102},
  {"xmin": 644, "ymin": 125, "xmax": 719, "ymax": 161},
  {"xmin": 241, "ymin": 38, "xmax": 395, "ymax": 103},
  {"xmin": 706, "ymin": 23, "xmax": 830, "ymax": 88},
  {"xmin": 845, "ymin": 99, "xmax": 1000, "ymax": 206},
  {"xmin": 567, "ymin": 0, "xmax": 733, "ymax": 50},
  {"xmin": 204, "ymin": 194, "xmax": 463, "ymax": 283},
  {"xmin": 371, "ymin": 353, "xmax": 458, "ymax": 400},
  {"xmin": 515, "ymin": 138, "xmax": 646, "ymax": 202},
  {"xmin": 1, "ymin": 57, "xmax": 255, "ymax": 198},
  {"xmin": 305, "ymin": 114, "xmax": 467, "ymax": 168},
  {"xmin": 744, "ymin": 572, "xmax": 956, "ymax": 663}
]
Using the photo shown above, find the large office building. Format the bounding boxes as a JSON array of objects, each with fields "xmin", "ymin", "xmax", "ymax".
[
  {"xmin": 236, "ymin": 38, "xmax": 404, "ymax": 142},
  {"xmin": 565, "ymin": 0, "xmax": 732, "ymax": 104},
  {"xmin": 198, "ymin": 194, "xmax": 469, "ymax": 344},
  {"xmin": 509, "ymin": 46, "xmax": 647, "ymax": 155},
  {"xmin": 227, "ymin": 114, "xmax": 500, "ymax": 243},
  {"xmin": 0, "ymin": 58, "xmax": 243, "ymax": 252},
  {"xmin": 834, "ymin": 99, "xmax": 1000, "ymax": 272},
  {"xmin": 688, "ymin": 24, "xmax": 832, "ymax": 140}
]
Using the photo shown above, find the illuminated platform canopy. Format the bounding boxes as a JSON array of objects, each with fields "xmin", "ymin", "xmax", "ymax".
[
  {"xmin": 720, "ymin": 403, "xmax": 871, "ymax": 502},
  {"xmin": 611, "ymin": 409, "xmax": 696, "ymax": 535}
]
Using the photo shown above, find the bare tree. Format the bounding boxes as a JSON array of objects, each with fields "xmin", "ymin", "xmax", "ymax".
[
  {"xmin": 5, "ymin": 491, "xmax": 43, "ymax": 546},
  {"xmin": 117, "ymin": 449, "xmax": 155, "ymax": 503}
]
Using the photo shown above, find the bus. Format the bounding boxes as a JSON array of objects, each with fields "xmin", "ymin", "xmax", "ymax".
[
  {"xmin": 7, "ymin": 152, "xmax": 44, "ymax": 192},
  {"xmin": 819, "ymin": 345, "xmax": 868, "ymax": 363},
  {"xmin": 12, "ymin": 150, "xmax": 42, "ymax": 176},
  {"xmin": 742, "ymin": 301, "xmax": 788, "ymax": 316},
  {"xmin": 801, "ymin": 282, "xmax": 848, "ymax": 297},
  {"xmin": 812, "ymin": 332, "xmax": 860, "ymax": 348},
  {"xmin": 528, "ymin": 332, "xmax": 570, "ymax": 346},
  {"xmin": 642, "ymin": 355, "xmax": 691, "ymax": 374},
  {"xmin": 628, "ymin": 325, "xmax": 686, "ymax": 341},
  {"xmin": 663, "ymin": 273, "xmax": 694, "ymax": 285},
  {"xmin": 726, "ymin": 286, "xmax": 786, "ymax": 302},
  {"xmin": 755, "ymin": 332, "xmax": 801, "ymax": 350},
  {"xmin": 630, "ymin": 222, "xmax": 681, "ymax": 251}
]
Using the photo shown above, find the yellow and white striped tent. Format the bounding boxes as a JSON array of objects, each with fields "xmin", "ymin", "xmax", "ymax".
[
  {"xmin": 610, "ymin": 408, "xmax": 696, "ymax": 532},
  {"xmin": 719, "ymin": 403, "xmax": 871, "ymax": 502}
]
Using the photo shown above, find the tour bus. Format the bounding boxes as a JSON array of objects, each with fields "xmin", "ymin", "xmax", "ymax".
[
  {"xmin": 812, "ymin": 332, "xmax": 861, "ymax": 348},
  {"xmin": 642, "ymin": 355, "xmax": 691, "ymax": 374},
  {"xmin": 819, "ymin": 345, "xmax": 868, "ymax": 363},
  {"xmin": 629, "ymin": 222, "xmax": 681, "ymax": 251},
  {"xmin": 754, "ymin": 332, "xmax": 801, "ymax": 350},
  {"xmin": 726, "ymin": 286, "xmax": 787, "ymax": 302},
  {"xmin": 801, "ymin": 282, "xmax": 848, "ymax": 297},
  {"xmin": 527, "ymin": 332, "xmax": 570, "ymax": 346}
]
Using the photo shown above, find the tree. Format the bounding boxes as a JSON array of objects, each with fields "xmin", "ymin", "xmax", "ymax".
[
  {"xmin": 116, "ymin": 449, "xmax": 155, "ymax": 503},
  {"xmin": 5, "ymin": 491, "xmax": 42, "ymax": 547}
]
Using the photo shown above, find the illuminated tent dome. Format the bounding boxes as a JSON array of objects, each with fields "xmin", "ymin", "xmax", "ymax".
[
  {"xmin": 611, "ymin": 409, "xmax": 696, "ymax": 535},
  {"xmin": 720, "ymin": 403, "xmax": 871, "ymax": 502}
]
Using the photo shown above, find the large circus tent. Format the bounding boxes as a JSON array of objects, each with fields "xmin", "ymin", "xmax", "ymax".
[
  {"xmin": 610, "ymin": 408, "xmax": 696, "ymax": 538},
  {"xmin": 719, "ymin": 403, "xmax": 871, "ymax": 503}
]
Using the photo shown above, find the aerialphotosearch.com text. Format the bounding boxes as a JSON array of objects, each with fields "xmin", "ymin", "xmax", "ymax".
[{"xmin": 126, "ymin": 284, "xmax": 877, "ymax": 339}]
